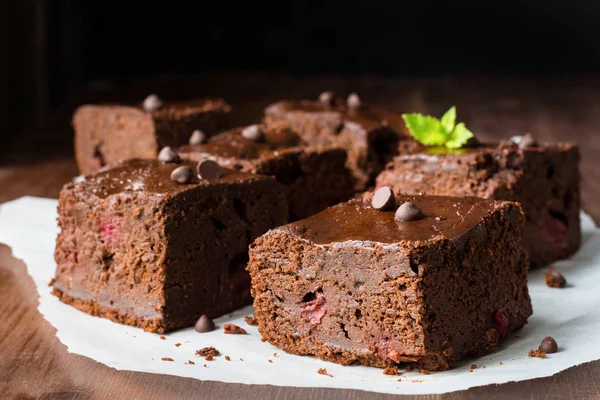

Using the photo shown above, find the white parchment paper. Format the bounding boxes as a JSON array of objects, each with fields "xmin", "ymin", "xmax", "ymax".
[{"xmin": 1, "ymin": 196, "xmax": 600, "ymax": 395}]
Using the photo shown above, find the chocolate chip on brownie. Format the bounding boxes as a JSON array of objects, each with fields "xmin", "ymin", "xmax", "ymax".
[
  {"xmin": 195, "ymin": 346, "xmax": 220, "ymax": 357},
  {"xmin": 158, "ymin": 146, "xmax": 180, "ymax": 164},
  {"xmin": 545, "ymin": 267, "xmax": 566, "ymax": 288},
  {"xmin": 189, "ymin": 129, "xmax": 207, "ymax": 145},
  {"xmin": 539, "ymin": 336, "xmax": 558, "ymax": 353},
  {"xmin": 372, "ymin": 186, "xmax": 395, "ymax": 210},
  {"xmin": 194, "ymin": 314, "xmax": 216, "ymax": 333},
  {"xmin": 395, "ymin": 201, "xmax": 423, "ymax": 222},
  {"xmin": 197, "ymin": 159, "xmax": 222, "ymax": 180},
  {"xmin": 223, "ymin": 323, "xmax": 247, "ymax": 334},
  {"xmin": 143, "ymin": 94, "xmax": 163, "ymax": 112},
  {"xmin": 347, "ymin": 93, "xmax": 361, "ymax": 110},
  {"xmin": 319, "ymin": 91, "xmax": 334, "ymax": 107},
  {"xmin": 241, "ymin": 124, "xmax": 264, "ymax": 142},
  {"xmin": 170, "ymin": 166, "xmax": 194, "ymax": 184}
]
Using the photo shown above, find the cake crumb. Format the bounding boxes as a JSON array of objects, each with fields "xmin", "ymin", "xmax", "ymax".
[
  {"xmin": 225, "ymin": 356, "xmax": 231, "ymax": 361},
  {"xmin": 419, "ymin": 369, "xmax": 430, "ymax": 375},
  {"xmin": 273, "ymin": 352, "xmax": 278, "ymax": 357},
  {"xmin": 383, "ymin": 366, "xmax": 400, "ymax": 376},
  {"xmin": 405, "ymin": 365, "xmax": 414, "ymax": 372},
  {"xmin": 159, "ymin": 335, "xmax": 166, "ymax": 340},
  {"xmin": 245, "ymin": 316, "xmax": 258, "ymax": 326},
  {"xmin": 318, "ymin": 368, "xmax": 333, "ymax": 377},
  {"xmin": 224, "ymin": 323, "xmax": 247, "ymax": 334},
  {"xmin": 268, "ymin": 359, "xmax": 273, "ymax": 363},
  {"xmin": 528, "ymin": 349, "xmax": 546, "ymax": 358},
  {"xmin": 195, "ymin": 347, "xmax": 220, "ymax": 357},
  {"xmin": 499, "ymin": 362, "xmax": 503, "ymax": 365},
  {"xmin": 161, "ymin": 357, "xmax": 173, "ymax": 362},
  {"xmin": 240, "ymin": 358, "xmax": 244, "ymax": 361},
  {"xmin": 175, "ymin": 343, "xmax": 181, "ymax": 347},
  {"xmin": 203, "ymin": 364, "xmax": 207, "ymax": 368},
  {"xmin": 483, "ymin": 365, "xmax": 486, "ymax": 369},
  {"xmin": 205, "ymin": 355, "xmax": 214, "ymax": 361},
  {"xmin": 187, "ymin": 360, "xmax": 195, "ymax": 365},
  {"xmin": 48, "ymin": 278, "xmax": 56, "ymax": 287},
  {"xmin": 469, "ymin": 369, "xmax": 474, "ymax": 373},
  {"xmin": 470, "ymin": 364, "xmax": 477, "ymax": 369}
]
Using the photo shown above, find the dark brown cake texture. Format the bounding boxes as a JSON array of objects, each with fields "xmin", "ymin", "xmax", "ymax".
[
  {"xmin": 375, "ymin": 137, "xmax": 581, "ymax": 267},
  {"xmin": 52, "ymin": 158, "xmax": 287, "ymax": 333},
  {"xmin": 178, "ymin": 123, "xmax": 355, "ymax": 220},
  {"xmin": 248, "ymin": 194, "xmax": 532, "ymax": 371},
  {"xmin": 73, "ymin": 96, "xmax": 231, "ymax": 175},
  {"xmin": 263, "ymin": 93, "xmax": 414, "ymax": 191}
]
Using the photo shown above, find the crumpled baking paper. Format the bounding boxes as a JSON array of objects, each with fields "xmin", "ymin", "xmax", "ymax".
[{"xmin": 1, "ymin": 196, "xmax": 599, "ymax": 395}]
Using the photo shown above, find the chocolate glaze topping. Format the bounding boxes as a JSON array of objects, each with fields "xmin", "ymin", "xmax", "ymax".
[
  {"xmin": 78, "ymin": 159, "xmax": 255, "ymax": 199},
  {"xmin": 277, "ymin": 196, "xmax": 503, "ymax": 244},
  {"xmin": 179, "ymin": 126, "xmax": 304, "ymax": 161}
]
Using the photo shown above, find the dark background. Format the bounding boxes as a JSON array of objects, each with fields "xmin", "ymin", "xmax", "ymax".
[{"xmin": 2, "ymin": 0, "xmax": 600, "ymax": 142}]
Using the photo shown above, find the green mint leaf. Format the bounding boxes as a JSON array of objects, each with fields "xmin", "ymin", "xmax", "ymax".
[
  {"xmin": 445, "ymin": 122, "xmax": 474, "ymax": 149},
  {"xmin": 401, "ymin": 113, "xmax": 448, "ymax": 146},
  {"xmin": 440, "ymin": 106, "xmax": 456, "ymax": 134}
]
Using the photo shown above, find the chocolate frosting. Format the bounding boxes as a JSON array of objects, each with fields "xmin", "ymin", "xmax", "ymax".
[
  {"xmin": 178, "ymin": 126, "xmax": 304, "ymax": 161},
  {"xmin": 78, "ymin": 159, "xmax": 257, "ymax": 199},
  {"xmin": 277, "ymin": 196, "xmax": 503, "ymax": 244}
]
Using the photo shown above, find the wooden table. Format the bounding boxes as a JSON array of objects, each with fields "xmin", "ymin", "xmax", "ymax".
[{"xmin": 1, "ymin": 74, "xmax": 599, "ymax": 399}]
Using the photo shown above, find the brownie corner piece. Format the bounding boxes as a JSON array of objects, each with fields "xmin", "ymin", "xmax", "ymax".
[
  {"xmin": 73, "ymin": 98, "xmax": 231, "ymax": 175},
  {"xmin": 52, "ymin": 159, "xmax": 287, "ymax": 333},
  {"xmin": 248, "ymin": 195, "xmax": 532, "ymax": 371}
]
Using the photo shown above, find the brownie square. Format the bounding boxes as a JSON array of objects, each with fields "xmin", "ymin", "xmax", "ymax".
[
  {"xmin": 74, "ymin": 98, "xmax": 231, "ymax": 175},
  {"xmin": 376, "ymin": 141, "xmax": 581, "ymax": 267},
  {"xmin": 52, "ymin": 159, "xmax": 287, "ymax": 333},
  {"xmin": 248, "ymin": 195, "xmax": 532, "ymax": 371},
  {"xmin": 178, "ymin": 123, "xmax": 355, "ymax": 220},
  {"xmin": 263, "ymin": 98, "xmax": 413, "ymax": 190}
]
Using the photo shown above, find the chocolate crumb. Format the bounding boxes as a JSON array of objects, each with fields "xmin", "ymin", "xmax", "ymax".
[
  {"xmin": 470, "ymin": 363, "xmax": 477, "ymax": 369},
  {"xmin": 159, "ymin": 335, "xmax": 166, "ymax": 340},
  {"xmin": 545, "ymin": 268, "xmax": 567, "ymax": 288},
  {"xmin": 529, "ymin": 349, "xmax": 546, "ymax": 358},
  {"xmin": 539, "ymin": 336, "xmax": 559, "ymax": 353},
  {"xmin": 224, "ymin": 323, "xmax": 247, "ymax": 334},
  {"xmin": 205, "ymin": 355, "xmax": 214, "ymax": 361},
  {"xmin": 195, "ymin": 347, "xmax": 220, "ymax": 357},
  {"xmin": 225, "ymin": 356, "xmax": 231, "ymax": 361},
  {"xmin": 245, "ymin": 316, "xmax": 258, "ymax": 326},
  {"xmin": 383, "ymin": 366, "xmax": 400, "ymax": 375},
  {"xmin": 161, "ymin": 357, "xmax": 174, "ymax": 362},
  {"xmin": 318, "ymin": 368, "xmax": 333, "ymax": 377}
]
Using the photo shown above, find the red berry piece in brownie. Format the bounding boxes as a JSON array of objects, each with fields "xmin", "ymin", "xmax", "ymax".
[
  {"xmin": 248, "ymin": 194, "xmax": 532, "ymax": 371},
  {"xmin": 178, "ymin": 123, "xmax": 354, "ymax": 220},
  {"xmin": 263, "ymin": 93, "xmax": 414, "ymax": 190},
  {"xmin": 376, "ymin": 137, "xmax": 580, "ymax": 267},
  {"xmin": 52, "ymin": 158, "xmax": 287, "ymax": 333},
  {"xmin": 73, "ymin": 96, "xmax": 231, "ymax": 174}
]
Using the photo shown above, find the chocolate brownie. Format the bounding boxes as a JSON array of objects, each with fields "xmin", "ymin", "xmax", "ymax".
[
  {"xmin": 52, "ymin": 158, "xmax": 287, "ymax": 333},
  {"xmin": 263, "ymin": 94, "xmax": 413, "ymax": 190},
  {"xmin": 375, "ymin": 138, "xmax": 580, "ymax": 267},
  {"xmin": 178, "ymin": 123, "xmax": 355, "ymax": 220},
  {"xmin": 248, "ymin": 195, "xmax": 532, "ymax": 371},
  {"xmin": 74, "ymin": 96, "xmax": 231, "ymax": 174}
]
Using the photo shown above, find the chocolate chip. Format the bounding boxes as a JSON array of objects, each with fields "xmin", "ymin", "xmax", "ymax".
[
  {"xmin": 545, "ymin": 267, "xmax": 566, "ymax": 288},
  {"xmin": 347, "ymin": 93, "xmax": 361, "ymax": 110},
  {"xmin": 319, "ymin": 91, "xmax": 334, "ymax": 106},
  {"xmin": 197, "ymin": 159, "xmax": 222, "ymax": 180},
  {"xmin": 158, "ymin": 146, "xmax": 180, "ymax": 163},
  {"xmin": 194, "ymin": 315, "xmax": 215, "ymax": 333},
  {"xmin": 539, "ymin": 336, "xmax": 558, "ymax": 353},
  {"xmin": 189, "ymin": 129, "xmax": 206, "ymax": 145},
  {"xmin": 395, "ymin": 202, "xmax": 423, "ymax": 222},
  {"xmin": 511, "ymin": 133, "xmax": 538, "ymax": 149},
  {"xmin": 372, "ymin": 187, "xmax": 395, "ymax": 210},
  {"xmin": 170, "ymin": 166, "xmax": 194, "ymax": 184},
  {"xmin": 143, "ymin": 94, "xmax": 163, "ymax": 112},
  {"xmin": 241, "ymin": 124, "xmax": 264, "ymax": 142}
]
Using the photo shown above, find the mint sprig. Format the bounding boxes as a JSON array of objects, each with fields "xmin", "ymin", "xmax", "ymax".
[{"xmin": 402, "ymin": 106, "xmax": 473, "ymax": 149}]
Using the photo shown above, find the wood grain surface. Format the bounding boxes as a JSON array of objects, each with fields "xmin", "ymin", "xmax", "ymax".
[{"xmin": 1, "ymin": 74, "xmax": 599, "ymax": 399}]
